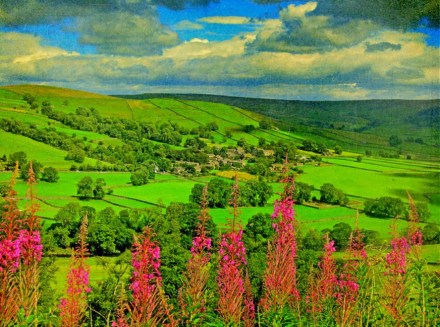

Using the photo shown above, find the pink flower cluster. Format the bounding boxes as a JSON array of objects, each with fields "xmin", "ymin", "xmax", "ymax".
[
  {"xmin": 17, "ymin": 230, "xmax": 43, "ymax": 266},
  {"xmin": 190, "ymin": 234, "xmax": 212, "ymax": 265},
  {"xmin": 334, "ymin": 273, "xmax": 360, "ymax": 303},
  {"xmin": 318, "ymin": 239, "xmax": 338, "ymax": 298},
  {"xmin": 69, "ymin": 266, "xmax": 92, "ymax": 295},
  {"xmin": 409, "ymin": 229, "xmax": 423, "ymax": 246},
  {"xmin": 0, "ymin": 230, "xmax": 43, "ymax": 271},
  {"xmin": 349, "ymin": 229, "xmax": 367, "ymax": 260},
  {"xmin": 130, "ymin": 233, "xmax": 162, "ymax": 305},
  {"xmin": 385, "ymin": 237, "xmax": 411, "ymax": 275},
  {"xmin": 111, "ymin": 318, "xmax": 129, "ymax": 327},
  {"xmin": 217, "ymin": 229, "xmax": 248, "ymax": 323},
  {"xmin": 219, "ymin": 230, "xmax": 246, "ymax": 267},
  {"xmin": 0, "ymin": 239, "xmax": 20, "ymax": 272},
  {"xmin": 262, "ymin": 196, "xmax": 300, "ymax": 309}
]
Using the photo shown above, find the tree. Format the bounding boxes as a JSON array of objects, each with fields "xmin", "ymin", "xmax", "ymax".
[
  {"xmin": 189, "ymin": 183, "xmax": 204, "ymax": 204},
  {"xmin": 20, "ymin": 160, "xmax": 43, "ymax": 180},
  {"xmin": 389, "ymin": 135, "xmax": 402, "ymax": 147},
  {"xmin": 130, "ymin": 169, "xmax": 149, "ymax": 186},
  {"xmin": 356, "ymin": 155, "xmax": 363, "ymax": 162},
  {"xmin": 319, "ymin": 183, "xmax": 348, "ymax": 205},
  {"xmin": 41, "ymin": 167, "xmax": 59, "ymax": 183},
  {"xmin": 334, "ymin": 145, "xmax": 343, "ymax": 155},
  {"xmin": 244, "ymin": 125, "xmax": 256, "ymax": 133},
  {"xmin": 241, "ymin": 180, "xmax": 273, "ymax": 207},
  {"xmin": 93, "ymin": 178, "xmax": 106, "ymax": 199},
  {"xmin": 243, "ymin": 213, "xmax": 275, "ymax": 296},
  {"xmin": 206, "ymin": 121, "xmax": 219, "ymax": 131},
  {"xmin": 415, "ymin": 202, "xmax": 431, "ymax": 222},
  {"xmin": 301, "ymin": 229, "xmax": 324, "ymax": 251},
  {"xmin": 422, "ymin": 223, "xmax": 439, "ymax": 244},
  {"xmin": 259, "ymin": 120, "xmax": 271, "ymax": 130},
  {"xmin": 364, "ymin": 197, "xmax": 406, "ymax": 218},
  {"xmin": 7, "ymin": 151, "xmax": 27, "ymax": 169},
  {"xmin": 329, "ymin": 222, "xmax": 352, "ymax": 250},
  {"xmin": 66, "ymin": 148, "xmax": 85, "ymax": 163},
  {"xmin": 77, "ymin": 176, "xmax": 94, "ymax": 199},
  {"xmin": 294, "ymin": 182, "xmax": 314, "ymax": 204}
]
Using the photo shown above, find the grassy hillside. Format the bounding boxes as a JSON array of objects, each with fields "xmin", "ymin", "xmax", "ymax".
[
  {"xmin": 0, "ymin": 84, "xmax": 438, "ymax": 261},
  {"xmin": 122, "ymin": 93, "xmax": 440, "ymax": 159}
]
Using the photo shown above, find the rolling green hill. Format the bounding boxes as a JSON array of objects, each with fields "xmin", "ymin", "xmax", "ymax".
[
  {"xmin": 0, "ymin": 84, "xmax": 438, "ymax": 252},
  {"xmin": 121, "ymin": 93, "xmax": 440, "ymax": 159}
]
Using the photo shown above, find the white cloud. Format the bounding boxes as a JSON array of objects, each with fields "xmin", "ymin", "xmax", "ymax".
[
  {"xmin": 198, "ymin": 16, "xmax": 252, "ymax": 25},
  {"xmin": 173, "ymin": 20, "xmax": 203, "ymax": 31}
]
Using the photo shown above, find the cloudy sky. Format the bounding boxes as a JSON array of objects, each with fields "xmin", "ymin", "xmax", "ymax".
[{"xmin": 0, "ymin": 0, "xmax": 438, "ymax": 100}]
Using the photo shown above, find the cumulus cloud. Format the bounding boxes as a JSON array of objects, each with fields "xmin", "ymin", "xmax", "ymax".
[
  {"xmin": 365, "ymin": 42, "xmax": 402, "ymax": 52},
  {"xmin": 0, "ymin": 0, "xmax": 438, "ymax": 100},
  {"xmin": 173, "ymin": 20, "xmax": 203, "ymax": 30},
  {"xmin": 75, "ymin": 12, "xmax": 179, "ymax": 56},
  {"xmin": 248, "ymin": 0, "xmax": 439, "ymax": 28},
  {"xmin": 312, "ymin": 0, "xmax": 439, "ymax": 29},
  {"xmin": 199, "ymin": 16, "xmax": 252, "ymax": 25},
  {"xmin": 249, "ymin": 3, "xmax": 382, "ymax": 53}
]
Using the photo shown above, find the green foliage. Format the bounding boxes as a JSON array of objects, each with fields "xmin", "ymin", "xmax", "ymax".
[
  {"xmin": 243, "ymin": 213, "xmax": 275, "ymax": 299},
  {"xmin": 364, "ymin": 196, "xmax": 407, "ymax": 218},
  {"xmin": 7, "ymin": 151, "xmax": 27, "ymax": 168},
  {"xmin": 329, "ymin": 222, "xmax": 352, "ymax": 250},
  {"xmin": 19, "ymin": 160, "xmax": 43, "ymax": 180},
  {"xmin": 41, "ymin": 167, "xmax": 59, "ymax": 183},
  {"xmin": 301, "ymin": 229, "xmax": 324, "ymax": 250},
  {"xmin": 130, "ymin": 169, "xmax": 150, "ymax": 186},
  {"xmin": 190, "ymin": 178, "xmax": 231, "ymax": 208},
  {"xmin": 389, "ymin": 134, "xmax": 402, "ymax": 147},
  {"xmin": 77, "ymin": 176, "xmax": 95, "ymax": 199},
  {"xmin": 241, "ymin": 180, "xmax": 273, "ymax": 207},
  {"xmin": 415, "ymin": 202, "xmax": 431, "ymax": 222},
  {"xmin": 319, "ymin": 183, "xmax": 348, "ymax": 205},
  {"xmin": 422, "ymin": 224, "xmax": 440, "ymax": 244},
  {"xmin": 294, "ymin": 182, "xmax": 314, "ymax": 204},
  {"xmin": 334, "ymin": 145, "xmax": 343, "ymax": 154},
  {"xmin": 66, "ymin": 148, "xmax": 86, "ymax": 163}
]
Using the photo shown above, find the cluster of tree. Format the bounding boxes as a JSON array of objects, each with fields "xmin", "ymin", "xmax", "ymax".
[
  {"xmin": 76, "ymin": 177, "xmax": 108, "ymax": 199},
  {"xmin": 43, "ymin": 201, "xmax": 217, "ymax": 303},
  {"xmin": 319, "ymin": 183, "xmax": 349, "ymax": 205},
  {"xmin": 23, "ymin": 93, "xmax": 39, "ymax": 110},
  {"xmin": 43, "ymin": 105, "xmax": 184, "ymax": 146},
  {"xmin": 1, "ymin": 152, "xmax": 59, "ymax": 182},
  {"xmin": 301, "ymin": 139, "xmax": 328, "ymax": 154},
  {"xmin": 422, "ymin": 223, "xmax": 440, "ymax": 244},
  {"xmin": 364, "ymin": 196, "xmax": 407, "ymax": 218},
  {"xmin": 294, "ymin": 182, "xmax": 314, "ymax": 204},
  {"xmin": 130, "ymin": 164, "xmax": 155, "ymax": 186},
  {"xmin": 0, "ymin": 117, "xmax": 198, "ymax": 174},
  {"xmin": 364, "ymin": 196, "xmax": 431, "ymax": 221},
  {"xmin": 189, "ymin": 178, "xmax": 273, "ymax": 208}
]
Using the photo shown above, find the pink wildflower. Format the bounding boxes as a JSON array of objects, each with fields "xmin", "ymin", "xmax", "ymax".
[
  {"xmin": 179, "ymin": 185, "xmax": 213, "ymax": 324},
  {"xmin": 112, "ymin": 318, "xmax": 130, "ymax": 327},
  {"xmin": 385, "ymin": 236, "xmax": 410, "ymax": 275},
  {"xmin": 217, "ymin": 176, "xmax": 253, "ymax": 325},
  {"xmin": 59, "ymin": 215, "xmax": 90, "ymax": 327},
  {"xmin": 0, "ymin": 239, "xmax": 20, "ymax": 272},
  {"xmin": 261, "ymin": 196, "xmax": 300, "ymax": 311},
  {"xmin": 129, "ymin": 227, "xmax": 177, "ymax": 326},
  {"xmin": 17, "ymin": 230, "xmax": 43, "ymax": 265},
  {"xmin": 307, "ymin": 236, "xmax": 338, "ymax": 316},
  {"xmin": 217, "ymin": 230, "xmax": 247, "ymax": 324}
]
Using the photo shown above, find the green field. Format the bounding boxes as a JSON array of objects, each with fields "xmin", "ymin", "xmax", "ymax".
[{"xmin": 0, "ymin": 84, "xmax": 438, "ymax": 270}]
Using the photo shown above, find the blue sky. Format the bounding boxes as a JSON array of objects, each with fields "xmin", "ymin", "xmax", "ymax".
[{"xmin": 0, "ymin": 0, "xmax": 438, "ymax": 99}]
